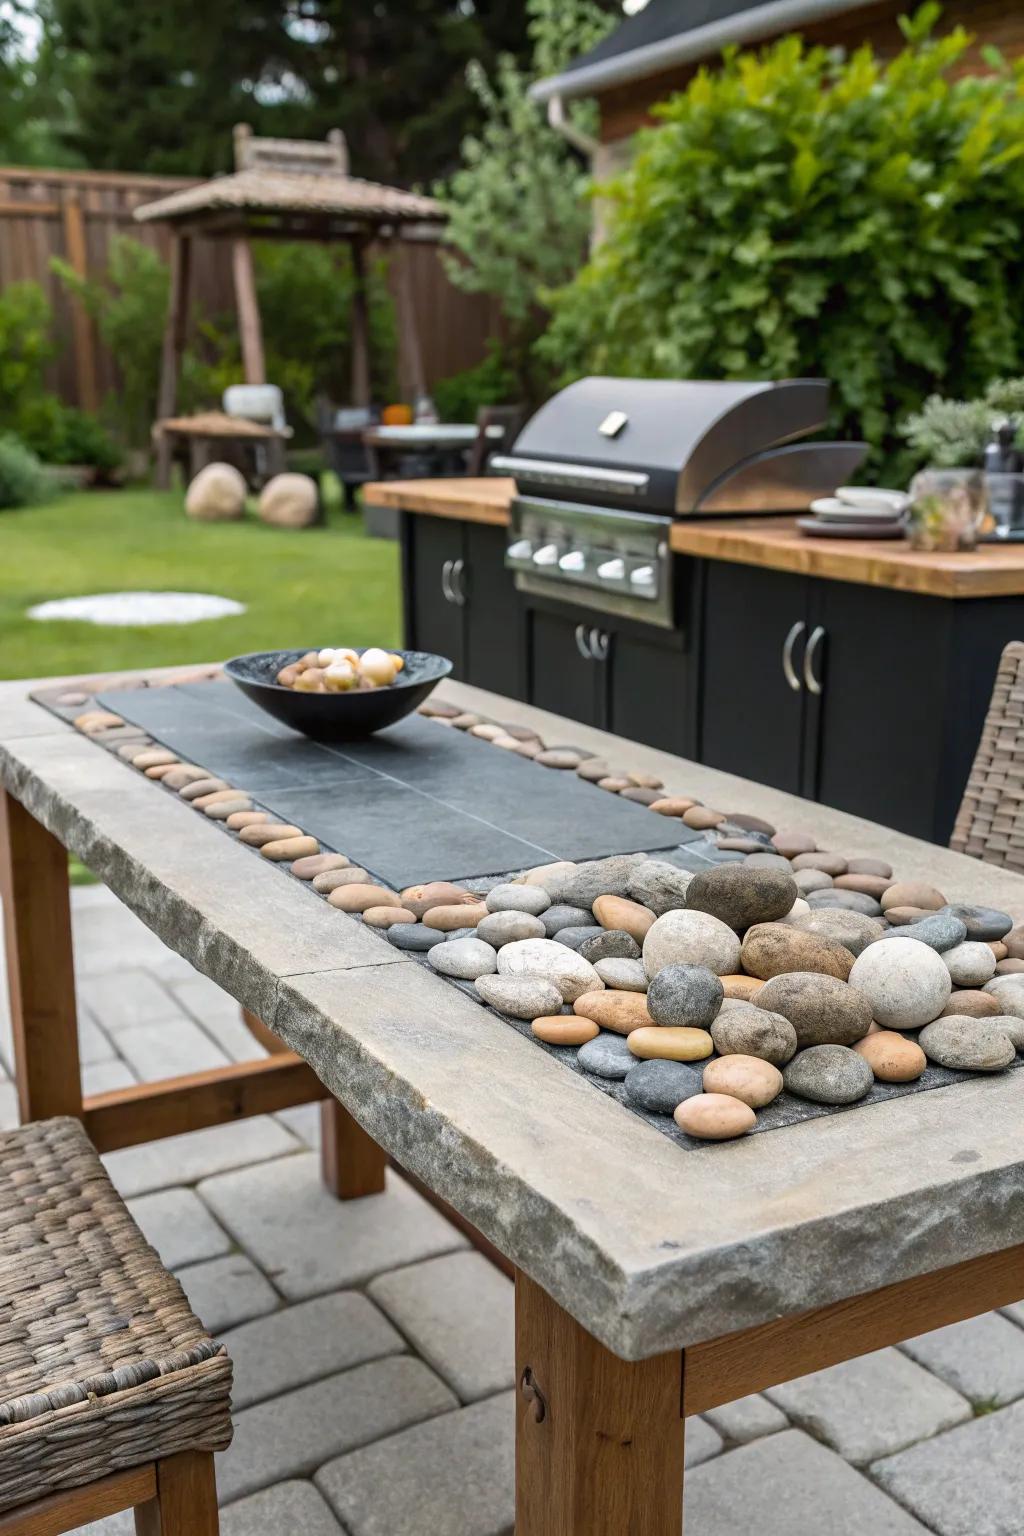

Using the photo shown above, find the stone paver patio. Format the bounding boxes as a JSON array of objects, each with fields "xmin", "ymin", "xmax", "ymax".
[{"xmin": 3, "ymin": 884, "xmax": 1021, "ymax": 1535}]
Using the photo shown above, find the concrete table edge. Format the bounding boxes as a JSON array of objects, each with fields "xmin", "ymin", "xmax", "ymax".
[{"xmin": 2, "ymin": 673, "xmax": 1024, "ymax": 1362}]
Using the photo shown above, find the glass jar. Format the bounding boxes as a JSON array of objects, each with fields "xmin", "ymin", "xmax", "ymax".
[{"xmin": 907, "ymin": 469, "xmax": 988, "ymax": 552}]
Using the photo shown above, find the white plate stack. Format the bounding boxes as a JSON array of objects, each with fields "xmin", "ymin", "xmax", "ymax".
[{"xmin": 797, "ymin": 486, "xmax": 909, "ymax": 539}]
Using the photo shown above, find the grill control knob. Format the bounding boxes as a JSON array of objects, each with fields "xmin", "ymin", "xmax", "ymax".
[
  {"xmin": 533, "ymin": 543, "xmax": 559, "ymax": 567},
  {"xmin": 597, "ymin": 557, "xmax": 625, "ymax": 582},
  {"xmin": 559, "ymin": 550, "xmax": 586, "ymax": 573},
  {"xmin": 507, "ymin": 538, "xmax": 533, "ymax": 561},
  {"xmin": 630, "ymin": 564, "xmax": 656, "ymax": 589}
]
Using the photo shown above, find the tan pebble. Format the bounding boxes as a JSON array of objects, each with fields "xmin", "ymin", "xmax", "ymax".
[
  {"xmin": 884, "ymin": 905, "xmax": 931, "ymax": 926},
  {"xmin": 328, "ymin": 883, "xmax": 404, "ymax": 913},
  {"xmin": 880, "ymin": 881, "xmax": 947, "ymax": 913},
  {"xmin": 1004, "ymin": 924, "xmax": 1024, "ymax": 960},
  {"xmin": 74, "ymin": 710, "xmax": 124, "ymax": 733},
  {"xmin": 989, "ymin": 942, "xmax": 1008, "ymax": 961},
  {"xmin": 132, "ymin": 748, "xmax": 179, "ymax": 769},
  {"xmin": 627, "ymin": 1026, "xmax": 714, "ymax": 1062},
  {"xmin": 620, "ymin": 786, "xmax": 662, "ymax": 805},
  {"xmin": 118, "ymin": 743, "xmax": 151, "ymax": 760},
  {"xmin": 261, "ymin": 836, "xmax": 318, "ymax": 861},
  {"xmin": 572, "ymin": 991, "xmax": 653, "ymax": 1035},
  {"xmin": 741, "ymin": 923, "xmax": 854, "ymax": 982},
  {"xmin": 451, "ymin": 713, "xmax": 480, "ymax": 729},
  {"xmin": 846, "ymin": 858, "xmax": 893, "ymax": 879},
  {"xmin": 597, "ymin": 776, "xmax": 631, "ymax": 793},
  {"xmin": 145, "ymin": 762, "xmax": 183, "ymax": 779},
  {"xmin": 469, "ymin": 723, "xmax": 505, "ymax": 741},
  {"xmin": 239, "ymin": 822, "xmax": 303, "ymax": 847},
  {"xmin": 363, "ymin": 905, "xmax": 418, "ymax": 928},
  {"xmin": 771, "ymin": 830, "xmax": 816, "ymax": 857},
  {"xmin": 422, "ymin": 902, "xmax": 488, "ymax": 931},
  {"xmin": 508, "ymin": 738, "xmax": 542, "ymax": 758},
  {"xmin": 683, "ymin": 806, "xmax": 726, "ymax": 830},
  {"xmin": 193, "ymin": 787, "xmax": 249, "ymax": 808},
  {"xmin": 160, "ymin": 765, "xmax": 209, "ymax": 789},
  {"xmin": 180, "ymin": 777, "xmax": 229, "ymax": 801},
  {"xmin": 292, "ymin": 852, "xmax": 351, "ymax": 880},
  {"xmin": 702, "ymin": 1054, "xmax": 783, "ymax": 1108},
  {"xmin": 721, "ymin": 975, "xmax": 764, "ymax": 1000},
  {"xmin": 492, "ymin": 734, "xmax": 524, "ymax": 750},
  {"xmin": 531, "ymin": 1016, "xmax": 600, "ymax": 1046},
  {"xmin": 521, "ymin": 861, "xmax": 577, "ymax": 889},
  {"xmin": 576, "ymin": 760, "xmax": 610, "ymax": 783},
  {"xmin": 227, "ymin": 810, "xmax": 270, "ymax": 830},
  {"xmin": 834, "ymin": 873, "xmax": 891, "ymax": 899},
  {"xmin": 592, "ymin": 894, "xmax": 655, "ymax": 944},
  {"xmin": 313, "ymin": 867, "xmax": 370, "ymax": 893},
  {"xmin": 854, "ymin": 1030, "xmax": 926, "ymax": 1082},
  {"xmin": 996, "ymin": 958, "xmax": 1024, "ymax": 975},
  {"xmin": 674, "ymin": 1093, "xmax": 756, "ymax": 1140},
  {"xmin": 939, "ymin": 990, "xmax": 1001, "ymax": 1017},
  {"xmin": 648, "ymin": 797, "xmax": 698, "ymax": 816},
  {"xmin": 205, "ymin": 799, "xmax": 253, "ymax": 820},
  {"xmin": 627, "ymin": 771, "xmax": 663, "ymax": 790},
  {"xmin": 401, "ymin": 882, "xmax": 480, "ymax": 919}
]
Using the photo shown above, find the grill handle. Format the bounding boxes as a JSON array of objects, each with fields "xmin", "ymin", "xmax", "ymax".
[
  {"xmin": 574, "ymin": 624, "xmax": 591, "ymax": 660},
  {"xmin": 804, "ymin": 625, "xmax": 825, "ymax": 695}
]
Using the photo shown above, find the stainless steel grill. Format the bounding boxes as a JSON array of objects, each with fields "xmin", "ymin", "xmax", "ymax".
[{"xmin": 494, "ymin": 377, "xmax": 866, "ymax": 626}]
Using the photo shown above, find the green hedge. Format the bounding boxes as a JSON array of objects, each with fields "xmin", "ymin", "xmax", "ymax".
[{"xmin": 540, "ymin": 8, "xmax": 1024, "ymax": 479}]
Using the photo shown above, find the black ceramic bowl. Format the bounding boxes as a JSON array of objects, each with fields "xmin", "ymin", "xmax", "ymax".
[{"xmin": 224, "ymin": 648, "xmax": 453, "ymax": 742}]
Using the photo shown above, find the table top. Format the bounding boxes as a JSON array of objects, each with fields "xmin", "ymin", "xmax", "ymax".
[
  {"xmin": 3, "ymin": 670, "xmax": 1024, "ymax": 1360},
  {"xmin": 156, "ymin": 411, "xmax": 286, "ymax": 440},
  {"xmin": 363, "ymin": 477, "xmax": 1024, "ymax": 598}
]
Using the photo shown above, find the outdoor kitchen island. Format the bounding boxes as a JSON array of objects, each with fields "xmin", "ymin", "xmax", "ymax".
[
  {"xmin": 3, "ymin": 669, "xmax": 1024, "ymax": 1534},
  {"xmin": 378, "ymin": 475, "xmax": 1024, "ymax": 845}
]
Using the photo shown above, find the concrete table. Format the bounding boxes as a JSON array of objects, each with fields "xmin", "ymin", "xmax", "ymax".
[{"xmin": 2, "ymin": 672, "xmax": 1024, "ymax": 1535}]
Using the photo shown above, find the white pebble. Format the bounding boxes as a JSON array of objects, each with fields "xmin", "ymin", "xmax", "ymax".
[{"xmin": 943, "ymin": 941, "xmax": 996, "ymax": 987}]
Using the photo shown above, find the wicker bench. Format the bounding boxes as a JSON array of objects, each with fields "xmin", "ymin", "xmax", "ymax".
[
  {"xmin": 951, "ymin": 639, "xmax": 1024, "ymax": 869},
  {"xmin": 0, "ymin": 1117, "xmax": 232, "ymax": 1534}
]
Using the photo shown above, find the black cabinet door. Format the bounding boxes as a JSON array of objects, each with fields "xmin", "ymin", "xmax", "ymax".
[
  {"xmin": 405, "ymin": 515, "xmax": 465, "ymax": 676},
  {"xmin": 608, "ymin": 631, "xmax": 694, "ymax": 758},
  {"xmin": 461, "ymin": 523, "xmax": 526, "ymax": 700},
  {"xmin": 806, "ymin": 581, "xmax": 952, "ymax": 840},
  {"xmin": 528, "ymin": 609, "xmax": 603, "ymax": 727},
  {"xmin": 699, "ymin": 561, "xmax": 807, "ymax": 793}
]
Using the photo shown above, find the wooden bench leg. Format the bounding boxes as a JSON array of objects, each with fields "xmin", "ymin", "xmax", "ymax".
[
  {"xmin": 135, "ymin": 1450, "xmax": 219, "ymax": 1536},
  {"xmin": 321, "ymin": 1099, "xmax": 387, "ymax": 1199},
  {"xmin": 514, "ymin": 1270, "xmax": 685, "ymax": 1535},
  {"xmin": 0, "ymin": 791, "xmax": 83, "ymax": 1122}
]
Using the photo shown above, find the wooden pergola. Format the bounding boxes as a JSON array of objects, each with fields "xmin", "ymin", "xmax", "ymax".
[{"xmin": 134, "ymin": 125, "xmax": 446, "ymax": 486}]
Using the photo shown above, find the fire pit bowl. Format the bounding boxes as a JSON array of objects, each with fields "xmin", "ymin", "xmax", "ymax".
[{"xmin": 224, "ymin": 648, "xmax": 453, "ymax": 742}]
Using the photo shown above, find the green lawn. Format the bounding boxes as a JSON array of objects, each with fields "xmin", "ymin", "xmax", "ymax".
[{"xmin": 0, "ymin": 484, "xmax": 401, "ymax": 681}]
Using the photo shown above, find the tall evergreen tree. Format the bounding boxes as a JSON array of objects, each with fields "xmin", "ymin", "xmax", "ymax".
[{"xmin": 40, "ymin": 0, "xmax": 533, "ymax": 182}]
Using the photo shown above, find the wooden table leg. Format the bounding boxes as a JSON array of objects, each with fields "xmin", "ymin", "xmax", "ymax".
[
  {"xmin": 321, "ymin": 1099, "xmax": 387, "ymax": 1199},
  {"xmin": 0, "ymin": 791, "xmax": 83, "ymax": 1122},
  {"xmin": 515, "ymin": 1270, "xmax": 685, "ymax": 1535},
  {"xmin": 135, "ymin": 1450, "xmax": 218, "ymax": 1536}
]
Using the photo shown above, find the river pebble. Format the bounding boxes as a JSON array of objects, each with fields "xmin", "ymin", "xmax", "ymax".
[
  {"xmin": 624, "ymin": 1059, "xmax": 703, "ymax": 1114},
  {"xmin": 711, "ymin": 1004, "xmax": 797, "ymax": 1066},
  {"xmin": 593, "ymin": 958, "xmax": 649, "ymax": 992},
  {"xmin": 485, "ymin": 883, "xmax": 550, "ymax": 916},
  {"xmin": 741, "ymin": 924, "xmax": 854, "ymax": 982},
  {"xmin": 428, "ymin": 937, "xmax": 497, "ymax": 980},
  {"xmin": 848, "ymin": 937, "xmax": 952, "ymax": 1027},
  {"xmin": 674, "ymin": 1093, "xmax": 755, "ymax": 1140},
  {"xmin": 647, "ymin": 964, "xmax": 723, "ymax": 1029},
  {"xmin": 577, "ymin": 1033, "xmax": 634, "ymax": 1079},
  {"xmin": 786, "ymin": 909, "xmax": 884, "ymax": 956},
  {"xmin": 531, "ymin": 1015, "xmax": 599, "ymax": 1046},
  {"xmin": 628, "ymin": 1026, "xmax": 714, "ymax": 1062},
  {"xmin": 579, "ymin": 930, "xmax": 641, "ymax": 964},
  {"xmin": 476, "ymin": 910, "xmax": 547, "ymax": 947},
  {"xmin": 387, "ymin": 923, "xmax": 444, "ymax": 953},
  {"xmin": 643, "ymin": 910, "xmax": 741, "ymax": 979},
  {"xmin": 625, "ymin": 861, "xmax": 693, "ymax": 917},
  {"xmin": 783, "ymin": 1044, "xmax": 874, "ymax": 1104},
  {"xmin": 877, "ymin": 911, "xmax": 967, "ymax": 953},
  {"xmin": 918, "ymin": 1017, "xmax": 1016, "ymax": 1071},
  {"xmin": 474, "ymin": 974, "xmax": 563, "ymax": 1020},
  {"xmin": 686, "ymin": 864, "xmax": 797, "ymax": 932},
  {"xmin": 943, "ymin": 903, "xmax": 1014, "ymax": 942},
  {"xmin": 573, "ymin": 991, "xmax": 653, "ymax": 1034},
  {"xmin": 943, "ymin": 941, "xmax": 997, "ymax": 987},
  {"xmin": 703, "ymin": 1054, "xmax": 783, "ymax": 1108},
  {"xmin": 541, "ymin": 905, "xmax": 593, "ymax": 937},
  {"xmin": 497, "ymin": 937, "xmax": 603, "ymax": 1002},
  {"xmin": 853, "ymin": 1031, "xmax": 927, "ymax": 1082},
  {"xmin": 755, "ymin": 972, "xmax": 872, "ymax": 1048}
]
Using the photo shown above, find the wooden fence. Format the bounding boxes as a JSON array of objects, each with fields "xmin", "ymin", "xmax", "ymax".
[{"xmin": 0, "ymin": 163, "xmax": 500, "ymax": 415}]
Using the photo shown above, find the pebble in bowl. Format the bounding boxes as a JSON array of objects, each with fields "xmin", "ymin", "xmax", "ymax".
[{"xmin": 224, "ymin": 647, "xmax": 453, "ymax": 742}]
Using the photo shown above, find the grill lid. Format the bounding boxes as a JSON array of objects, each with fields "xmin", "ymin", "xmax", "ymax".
[{"xmin": 491, "ymin": 376, "xmax": 861, "ymax": 513}]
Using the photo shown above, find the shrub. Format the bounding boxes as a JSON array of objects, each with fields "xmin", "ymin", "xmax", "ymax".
[
  {"xmin": 53, "ymin": 236, "xmax": 168, "ymax": 448},
  {"xmin": 0, "ymin": 281, "xmax": 53, "ymax": 410},
  {"xmin": 433, "ymin": 341, "xmax": 519, "ymax": 422},
  {"xmin": 15, "ymin": 396, "xmax": 121, "ymax": 471},
  {"xmin": 0, "ymin": 435, "xmax": 50, "ymax": 510},
  {"xmin": 540, "ymin": 8, "xmax": 1024, "ymax": 478},
  {"xmin": 901, "ymin": 378, "xmax": 1024, "ymax": 467}
]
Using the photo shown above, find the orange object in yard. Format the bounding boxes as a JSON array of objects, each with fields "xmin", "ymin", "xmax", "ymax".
[{"xmin": 382, "ymin": 403, "xmax": 413, "ymax": 425}]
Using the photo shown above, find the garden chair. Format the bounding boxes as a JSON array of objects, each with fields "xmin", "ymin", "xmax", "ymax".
[
  {"xmin": 316, "ymin": 398, "xmax": 382, "ymax": 508},
  {"xmin": 466, "ymin": 403, "xmax": 526, "ymax": 477},
  {"xmin": 0, "ymin": 1117, "xmax": 232, "ymax": 1534},
  {"xmin": 222, "ymin": 384, "xmax": 290, "ymax": 483},
  {"xmin": 950, "ymin": 640, "xmax": 1024, "ymax": 869}
]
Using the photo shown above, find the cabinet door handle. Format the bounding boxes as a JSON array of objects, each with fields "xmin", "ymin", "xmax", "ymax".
[
  {"xmin": 574, "ymin": 623, "xmax": 592, "ymax": 660},
  {"xmin": 590, "ymin": 628, "xmax": 610, "ymax": 662},
  {"xmin": 782, "ymin": 620, "xmax": 805, "ymax": 692},
  {"xmin": 441, "ymin": 559, "xmax": 455, "ymax": 604},
  {"xmin": 451, "ymin": 558, "xmax": 467, "ymax": 607},
  {"xmin": 804, "ymin": 625, "xmax": 825, "ymax": 695}
]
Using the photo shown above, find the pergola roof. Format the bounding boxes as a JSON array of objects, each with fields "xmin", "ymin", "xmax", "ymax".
[{"xmin": 134, "ymin": 167, "xmax": 443, "ymax": 229}]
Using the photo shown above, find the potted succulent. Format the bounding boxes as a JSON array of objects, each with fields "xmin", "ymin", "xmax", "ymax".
[{"xmin": 901, "ymin": 381, "xmax": 1024, "ymax": 550}]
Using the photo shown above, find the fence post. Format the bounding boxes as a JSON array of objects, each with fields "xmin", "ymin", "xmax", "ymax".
[{"xmin": 61, "ymin": 191, "xmax": 99, "ymax": 413}]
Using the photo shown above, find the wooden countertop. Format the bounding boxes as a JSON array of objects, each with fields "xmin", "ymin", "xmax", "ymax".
[{"xmin": 364, "ymin": 477, "xmax": 1024, "ymax": 599}]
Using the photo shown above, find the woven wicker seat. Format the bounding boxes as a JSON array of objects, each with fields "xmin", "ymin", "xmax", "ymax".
[
  {"xmin": 950, "ymin": 640, "xmax": 1024, "ymax": 869},
  {"xmin": 0, "ymin": 1117, "xmax": 232, "ymax": 1531}
]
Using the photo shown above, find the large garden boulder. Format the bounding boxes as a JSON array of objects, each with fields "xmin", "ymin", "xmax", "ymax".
[
  {"xmin": 185, "ymin": 462, "xmax": 246, "ymax": 522},
  {"xmin": 258, "ymin": 472, "xmax": 319, "ymax": 529}
]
